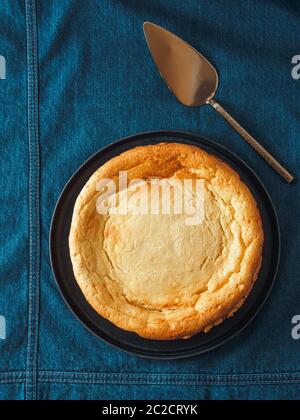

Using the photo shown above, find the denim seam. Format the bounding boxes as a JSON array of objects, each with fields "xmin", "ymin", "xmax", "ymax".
[
  {"xmin": 36, "ymin": 371, "xmax": 300, "ymax": 386},
  {"xmin": 0, "ymin": 371, "xmax": 300, "ymax": 386},
  {"xmin": 36, "ymin": 380, "xmax": 300, "ymax": 386},
  {"xmin": 25, "ymin": 0, "xmax": 40, "ymax": 401},
  {"xmin": 0, "ymin": 372, "xmax": 26, "ymax": 384},
  {"xmin": 38, "ymin": 371, "xmax": 300, "ymax": 377},
  {"xmin": 0, "ymin": 381, "xmax": 25, "ymax": 385},
  {"xmin": 36, "ymin": 378, "xmax": 300, "ymax": 385}
]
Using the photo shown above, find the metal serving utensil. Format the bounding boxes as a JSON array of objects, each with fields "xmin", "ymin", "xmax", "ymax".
[{"xmin": 144, "ymin": 22, "xmax": 294, "ymax": 183}]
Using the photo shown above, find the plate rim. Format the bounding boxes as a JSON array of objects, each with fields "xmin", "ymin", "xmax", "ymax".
[{"xmin": 49, "ymin": 130, "xmax": 281, "ymax": 360}]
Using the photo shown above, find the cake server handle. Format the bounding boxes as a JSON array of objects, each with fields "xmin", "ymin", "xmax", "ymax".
[{"xmin": 208, "ymin": 98, "xmax": 294, "ymax": 183}]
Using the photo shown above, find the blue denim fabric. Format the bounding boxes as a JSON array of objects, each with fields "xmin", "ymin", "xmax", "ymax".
[{"xmin": 0, "ymin": 0, "xmax": 300, "ymax": 400}]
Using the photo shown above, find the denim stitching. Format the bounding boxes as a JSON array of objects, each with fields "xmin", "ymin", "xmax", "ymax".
[
  {"xmin": 0, "ymin": 380, "xmax": 25, "ymax": 384},
  {"xmin": 0, "ymin": 373, "xmax": 25, "ymax": 378},
  {"xmin": 36, "ymin": 371, "xmax": 300, "ymax": 386},
  {"xmin": 38, "ymin": 371, "xmax": 300, "ymax": 377},
  {"xmin": 36, "ymin": 379, "xmax": 300, "ymax": 386},
  {"xmin": 25, "ymin": 0, "xmax": 40, "ymax": 401},
  {"xmin": 0, "ymin": 372, "xmax": 25, "ymax": 384},
  {"xmin": 0, "ymin": 371, "xmax": 300, "ymax": 386}
]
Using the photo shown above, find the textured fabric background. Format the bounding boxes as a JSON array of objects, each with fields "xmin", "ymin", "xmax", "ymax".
[{"xmin": 0, "ymin": 0, "xmax": 299, "ymax": 400}]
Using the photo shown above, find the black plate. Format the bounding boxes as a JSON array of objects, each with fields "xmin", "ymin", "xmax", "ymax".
[{"xmin": 50, "ymin": 131, "xmax": 281, "ymax": 359}]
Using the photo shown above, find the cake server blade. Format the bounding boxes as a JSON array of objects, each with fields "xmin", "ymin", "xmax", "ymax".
[{"xmin": 143, "ymin": 22, "xmax": 294, "ymax": 183}]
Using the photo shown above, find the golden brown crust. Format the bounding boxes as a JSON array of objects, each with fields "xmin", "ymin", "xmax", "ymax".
[{"xmin": 69, "ymin": 143, "xmax": 264, "ymax": 340}]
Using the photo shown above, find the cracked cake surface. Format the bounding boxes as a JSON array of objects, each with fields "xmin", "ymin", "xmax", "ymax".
[{"xmin": 69, "ymin": 143, "xmax": 264, "ymax": 340}]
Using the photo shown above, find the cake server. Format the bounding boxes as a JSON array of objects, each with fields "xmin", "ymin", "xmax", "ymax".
[{"xmin": 143, "ymin": 22, "xmax": 294, "ymax": 183}]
